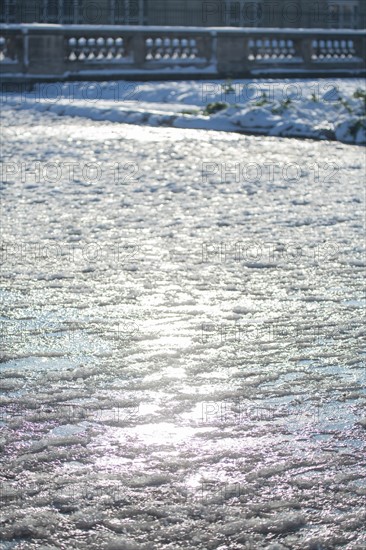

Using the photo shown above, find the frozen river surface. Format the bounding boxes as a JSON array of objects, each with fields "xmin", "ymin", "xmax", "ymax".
[{"xmin": 0, "ymin": 106, "xmax": 365, "ymax": 549}]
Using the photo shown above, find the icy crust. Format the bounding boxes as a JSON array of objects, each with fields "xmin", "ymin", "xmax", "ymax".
[
  {"xmin": 1, "ymin": 78, "xmax": 365, "ymax": 145},
  {"xmin": 0, "ymin": 107, "xmax": 366, "ymax": 548}
]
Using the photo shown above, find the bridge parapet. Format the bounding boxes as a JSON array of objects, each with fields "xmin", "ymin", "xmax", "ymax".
[{"xmin": 0, "ymin": 24, "xmax": 365, "ymax": 81}]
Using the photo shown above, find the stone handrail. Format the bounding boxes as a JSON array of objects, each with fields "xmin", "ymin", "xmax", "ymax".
[{"xmin": 0, "ymin": 24, "xmax": 365, "ymax": 81}]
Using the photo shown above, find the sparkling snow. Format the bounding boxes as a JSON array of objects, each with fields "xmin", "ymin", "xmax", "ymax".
[
  {"xmin": 0, "ymin": 99, "xmax": 365, "ymax": 549},
  {"xmin": 2, "ymin": 78, "xmax": 365, "ymax": 144}
]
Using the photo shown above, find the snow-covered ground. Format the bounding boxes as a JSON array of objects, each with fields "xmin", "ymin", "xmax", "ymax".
[
  {"xmin": 2, "ymin": 78, "xmax": 365, "ymax": 144},
  {"xmin": 0, "ymin": 103, "xmax": 365, "ymax": 549}
]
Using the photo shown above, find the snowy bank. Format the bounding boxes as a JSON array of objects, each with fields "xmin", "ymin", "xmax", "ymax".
[{"xmin": 2, "ymin": 78, "xmax": 365, "ymax": 144}]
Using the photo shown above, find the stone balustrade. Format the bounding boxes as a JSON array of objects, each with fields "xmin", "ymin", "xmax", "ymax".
[{"xmin": 0, "ymin": 24, "xmax": 365, "ymax": 82}]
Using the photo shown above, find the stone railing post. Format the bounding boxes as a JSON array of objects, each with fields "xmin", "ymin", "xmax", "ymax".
[
  {"xmin": 298, "ymin": 36, "xmax": 313, "ymax": 68},
  {"xmin": 198, "ymin": 33, "xmax": 215, "ymax": 65},
  {"xmin": 132, "ymin": 33, "xmax": 146, "ymax": 67},
  {"xmin": 26, "ymin": 29, "xmax": 65, "ymax": 76},
  {"xmin": 216, "ymin": 31, "xmax": 249, "ymax": 77},
  {"xmin": 354, "ymin": 34, "xmax": 366, "ymax": 62}
]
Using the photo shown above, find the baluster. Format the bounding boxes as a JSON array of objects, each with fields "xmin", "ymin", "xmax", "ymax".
[
  {"xmin": 257, "ymin": 39, "xmax": 263, "ymax": 59},
  {"xmin": 348, "ymin": 39, "xmax": 355, "ymax": 57},
  {"xmin": 181, "ymin": 38, "xmax": 189, "ymax": 58},
  {"xmin": 155, "ymin": 38, "xmax": 163, "ymax": 60},
  {"xmin": 291, "ymin": 39, "xmax": 296, "ymax": 57},
  {"xmin": 282, "ymin": 39, "xmax": 288, "ymax": 58},
  {"xmin": 247, "ymin": 39, "xmax": 254, "ymax": 60},
  {"xmin": 87, "ymin": 38, "xmax": 96, "ymax": 60},
  {"xmin": 326, "ymin": 39, "xmax": 333, "ymax": 58},
  {"xmin": 68, "ymin": 37, "xmax": 76, "ymax": 61},
  {"xmin": 96, "ymin": 37, "xmax": 106, "ymax": 60},
  {"xmin": 319, "ymin": 39, "xmax": 325, "ymax": 58},
  {"xmin": 269, "ymin": 38, "xmax": 274, "ymax": 58},
  {"xmin": 115, "ymin": 37, "xmax": 124, "ymax": 58},
  {"xmin": 106, "ymin": 37, "xmax": 115, "ymax": 59},
  {"xmin": 340, "ymin": 39, "xmax": 346, "ymax": 58},
  {"xmin": 78, "ymin": 37, "xmax": 86, "ymax": 60},
  {"xmin": 163, "ymin": 37, "xmax": 171, "ymax": 59},
  {"xmin": 145, "ymin": 38, "xmax": 153, "ymax": 60},
  {"xmin": 0, "ymin": 36, "xmax": 5, "ymax": 61},
  {"xmin": 269, "ymin": 39, "xmax": 274, "ymax": 58},
  {"xmin": 172, "ymin": 38, "xmax": 180, "ymax": 58},
  {"xmin": 264, "ymin": 38, "xmax": 270, "ymax": 58},
  {"xmin": 334, "ymin": 39, "xmax": 340, "ymax": 58},
  {"xmin": 279, "ymin": 39, "xmax": 285, "ymax": 58},
  {"xmin": 310, "ymin": 39, "xmax": 317, "ymax": 60}
]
